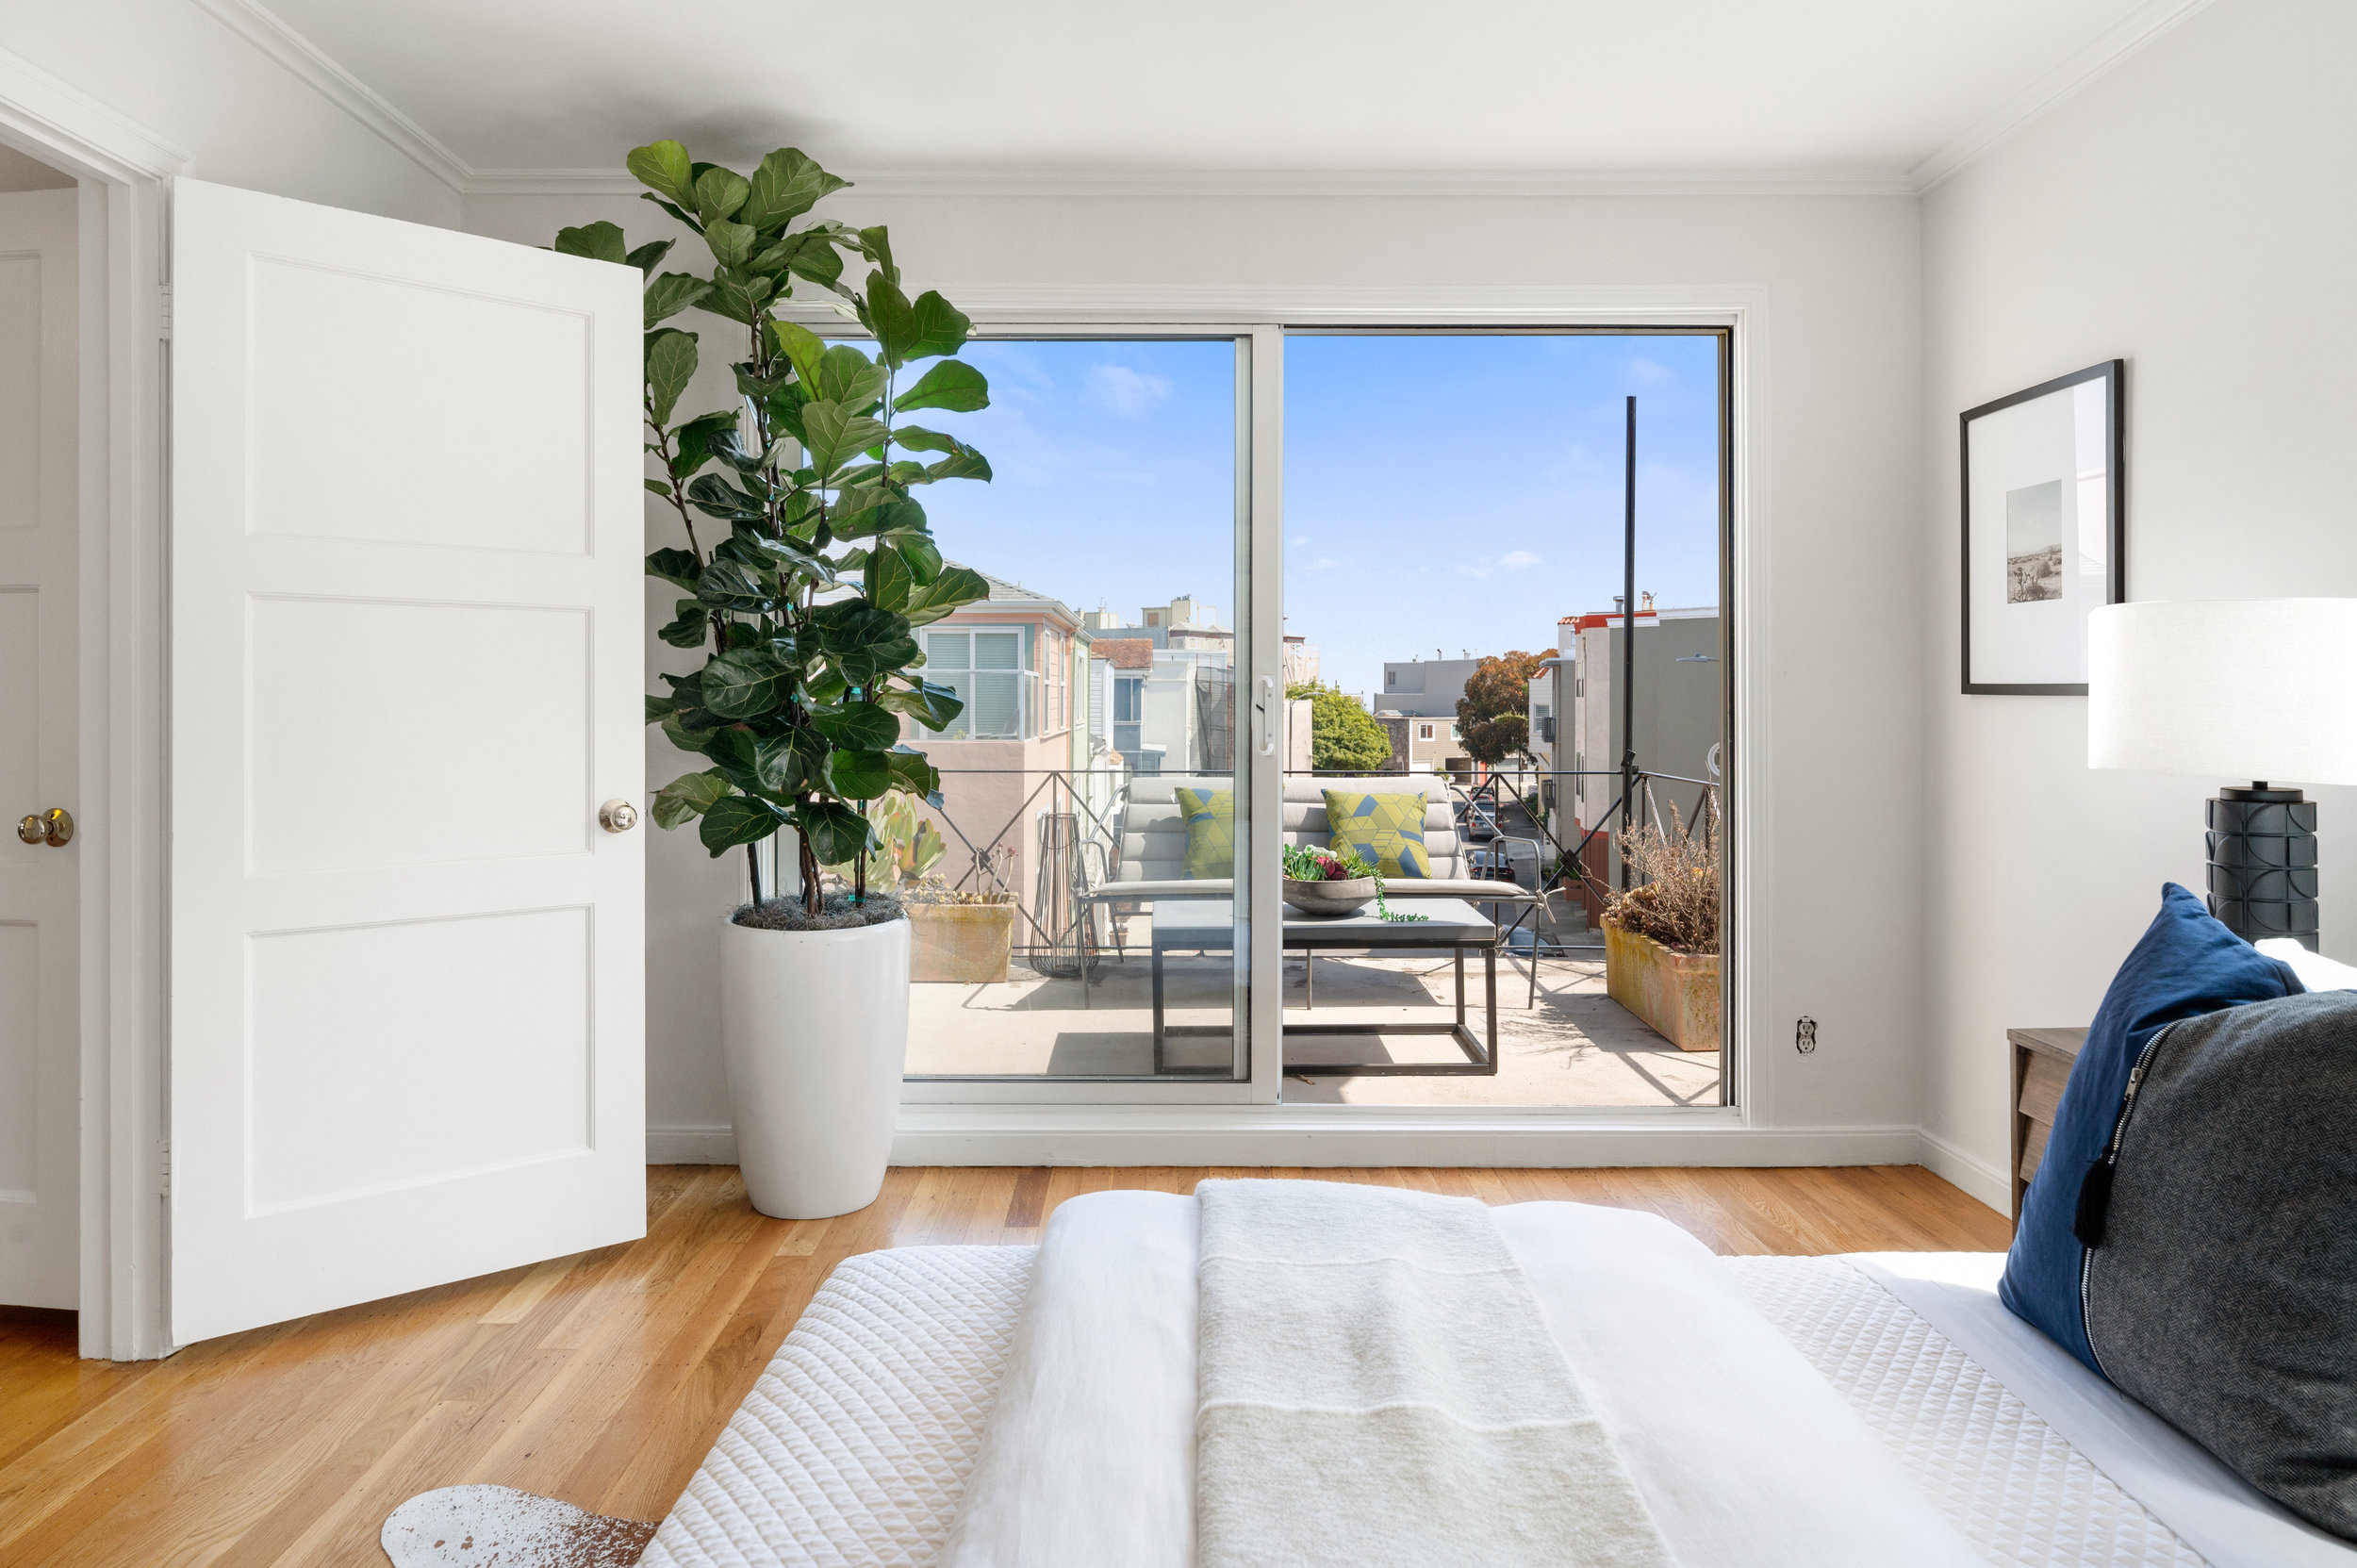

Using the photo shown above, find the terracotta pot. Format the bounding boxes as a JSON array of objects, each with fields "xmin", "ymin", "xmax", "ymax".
[
  {"xmin": 1603, "ymin": 921, "xmax": 1721, "ymax": 1052},
  {"xmin": 908, "ymin": 901, "xmax": 1015, "ymax": 983}
]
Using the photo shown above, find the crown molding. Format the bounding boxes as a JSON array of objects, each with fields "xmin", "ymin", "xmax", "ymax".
[
  {"xmin": 0, "ymin": 41, "xmax": 191, "ymax": 179},
  {"xmin": 188, "ymin": 0, "xmax": 471, "ymax": 190},
  {"xmin": 1909, "ymin": 0, "xmax": 2216, "ymax": 192},
  {"xmin": 461, "ymin": 164, "xmax": 1918, "ymax": 201}
]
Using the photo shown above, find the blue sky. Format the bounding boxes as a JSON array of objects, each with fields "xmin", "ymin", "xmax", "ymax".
[{"xmin": 903, "ymin": 333, "xmax": 1722, "ymax": 701}]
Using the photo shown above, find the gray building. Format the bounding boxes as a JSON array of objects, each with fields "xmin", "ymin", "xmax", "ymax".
[
  {"xmin": 1556, "ymin": 604, "xmax": 1723, "ymax": 871},
  {"xmin": 1378, "ymin": 655, "xmax": 1488, "ymax": 719}
]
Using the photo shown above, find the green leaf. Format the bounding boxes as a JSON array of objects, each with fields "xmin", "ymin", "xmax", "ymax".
[
  {"xmin": 785, "ymin": 239, "xmax": 844, "ymax": 289},
  {"xmin": 670, "ymin": 408, "xmax": 738, "ymax": 483},
  {"xmin": 701, "ymin": 268, "xmax": 774, "ymax": 324},
  {"xmin": 901, "ymin": 565, "xmax": 989, "ymax": 629},
  {"xmin": 905, "ymin": 292, "xmax": 972, "ymax": 362},
  {"xmin": 885, "ymin": 749, "xmax": 942, "ymax": 801},
  {"xmin": 695, "ymin": 559, "xmax": 775, "ymax": 613},
  {"xmin": 646, "ymin": 329, "xmax": 699, "ymax": 425},
  {"xmin": 625, "ymin": 239, "xmax": 674, "ymax": 277},
  {"xmin": 923, "ymin": 448, "xmax": 993, "ymax": 484},
  {"xmin": 824, "ymin": 749, "xmax": 892, "ymax": 801},
  {"xmin": 646, "ymin": 548, "xmax": 701, "ymax": 589},
  {"xmin": 646, "ymin": 693, "xmax": 676, "ymax": 725},
  {"xmin": 746, "ymin": 534, "xmax": 835, "ymax": 585},
  {"xmin": 657, "ymin": 600, "xmax": 709, "ymax": 648},
  {"xmin": 684, "ymin": 472, "xmax": 765, "ymax": 521},
  {"xmin": 890, "ymin": 425, "xmax": 965, "ymax": 455},
  {"xmin": 893, "ymin": 359, "xmax": 989, "ymax": 414},
  {"xmin": 799, "ymin": 401, "xmax": 891, "ymax": 479},
  {"xmin": 811, "ymin": 702, "xmax": 900, "ymax": 751},
  {"xmin": 645, "ymin": 476, "xmax": 672, "ymax": 497},
  {"xmin": 858, "ymin": 225, "xmax": 898, "ymax": 285},
  {"xmin": 627, "ymin": 140, "xmax": 697, "ymax": 207},
  {"xmin": 877, "ymin": 680, "xmax": 964, "ymax": 732},
  {"xmin": 899, "ymin": 534, "xmax": 943, "ymax": 586},
  {"xmin": 864, "ymin": 271, "xmax": 918, "ymax": 368},
  {"xmin": 865, "ymin": 545, "xmax": 913, "ymax": 612},
  {"xmin": 701, "ymin": 649, "xmax": 795, "ymax": 718},
  {"xmin": 693, "ymin": 166, "xmax": 750, "ymax": 223},
  {"xmin": 643, "ymin": 272, "xmax": 712, "ymax": 329},
  {"xmin": 651, "ymin": 769, "xmax": 731, "ymax": 829},
  {"xmin": 700, "ymin": 794, "xmax": 787, "ymax": 856},
  {"xmin": 701, "ymin": 725, "xmax": 765, "ymax": 794},
  {"xmin": 702, "ymin": 220, "xmax": 755, "ymax": 269},
  {"xmin": 766, "ymin": 320, "xmax": 830, "ymax": 395},
  {"xmin": 554, "ymin": 221, "xmax": 629, "ymax": 265},
  {"xmin": 816, "ymin": 343, "xmax": 888, "ymax": 409},
  {"xmin": 740, "ymin": 148, "xmax": 849, "ymax": 231},
  {"xmin": 794, "ymin": 801, "xmax": 875, "ymax": 863},
  {"xmin": 637, "ymin": 191, "xmax": 701, "ymax": 233}
]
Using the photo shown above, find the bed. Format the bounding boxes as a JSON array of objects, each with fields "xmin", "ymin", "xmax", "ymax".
[{"xmin": 638, "ymin": 1188, "xmax": 2357, "ymax": 1568}]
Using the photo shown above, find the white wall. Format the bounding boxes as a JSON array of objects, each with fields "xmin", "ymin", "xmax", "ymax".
[
  {"xmin": 466, "ymin": 189, "xmax": 1928, "ymax": 1150},
  {"xmin": 1920, "ymin": 0, "xmax": 2357, "ymax": 1198},
  {"xmin": 0, "ymin": 1, "xmax": 454, "ymax": 223}
]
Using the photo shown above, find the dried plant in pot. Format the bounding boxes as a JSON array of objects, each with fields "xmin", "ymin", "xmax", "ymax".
[
  {"xmin": 1600, "ymin": 810, "xmax": 1722, "ymax": 1053},
  {"xmin": 562, "ymin": 140, "xmax": 995, "ymax": 1217}
]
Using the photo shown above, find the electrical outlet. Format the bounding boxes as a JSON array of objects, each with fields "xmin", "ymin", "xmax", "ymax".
[{"xmin": 1795, "ymin": 1015, "xmax": 1817, "ymax": 1054}]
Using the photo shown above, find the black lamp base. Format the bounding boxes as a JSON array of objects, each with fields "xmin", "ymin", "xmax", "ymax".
[{"xmin": 2206, "ymin": 783, "xmax": 2317, "ymax": 949}]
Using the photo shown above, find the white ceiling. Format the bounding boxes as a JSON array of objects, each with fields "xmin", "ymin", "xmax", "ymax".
[{"xmin": 239, "ymin": 0, "xmax": 2205, "ymax": 191}]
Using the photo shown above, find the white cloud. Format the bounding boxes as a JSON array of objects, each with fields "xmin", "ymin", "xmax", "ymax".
[
  {"xmin": 1499, "ymin": 550, "xmax": 1542, "ymax": 570},
  {"xmin": 1628, "ymin": 356, "xmax": 1673, "ymax": 386},
  {"xmin": 1082, "ymin": 363, "xmax": 1173, "ymax": 419},
  {"xmin": 1304, "ymin": 556, "xmax": 1342, "ymax": 572}
]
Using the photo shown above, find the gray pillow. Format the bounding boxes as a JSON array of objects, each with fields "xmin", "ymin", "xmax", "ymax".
[{"xmin": 2079, "ymin": 988, "xmax": 2357, "ymax": 1539}]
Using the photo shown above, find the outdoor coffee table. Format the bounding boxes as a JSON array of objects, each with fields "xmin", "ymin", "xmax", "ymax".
[{"xmin": 1148, "ymin": 897, "xmax": 1498, "ymax": 1077}]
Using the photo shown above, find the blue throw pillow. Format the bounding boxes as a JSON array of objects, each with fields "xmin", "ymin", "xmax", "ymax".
[{"xmin": 1998, "ymin": 883, "xmax": 2302, "ymax": 1373}]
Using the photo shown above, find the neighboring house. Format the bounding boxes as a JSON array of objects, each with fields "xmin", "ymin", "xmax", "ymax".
[
  {"xmin": 1280, "ymin": 636, "xmax": 1320, "ymax": 687},
  {"xmin": 1378, "ymin": 655, "xmax": 1487, "ymax": 719},
  {"xmin": 1558, "ymin": 600, "xmax": 1723, "ymax": 867},
  {"xmin": 910, "ymin": 570, "xmax": 1109, "ymax": 934},
  {"xmin": 1372, "ymin": 711, "xmax": 1464, "ymax": 774}
]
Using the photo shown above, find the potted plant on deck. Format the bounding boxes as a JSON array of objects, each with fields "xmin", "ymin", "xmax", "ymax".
[
  {"xmin": 558, "ymin": 140, "xmax": 994, "ymax": 1218},
  {"xmin": 1600, "ymin": 812, "xmax": 1722, "ymax": 1052}
]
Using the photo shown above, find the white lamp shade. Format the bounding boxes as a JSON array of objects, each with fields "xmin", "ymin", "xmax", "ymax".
[{"xmin": 2087, "ymin": 598, "xmax": 2357, "ymax": 784}]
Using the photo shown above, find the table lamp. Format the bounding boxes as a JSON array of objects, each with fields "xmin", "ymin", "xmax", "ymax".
[{"xmin": 2087, "ymin": 598, "xmax": 2357, "ymax": 949}]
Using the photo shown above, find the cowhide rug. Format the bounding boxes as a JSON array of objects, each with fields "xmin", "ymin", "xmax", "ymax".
[{"xmin": 382, "ymin": 1485, "xmax": 656, "ymax": 1568}]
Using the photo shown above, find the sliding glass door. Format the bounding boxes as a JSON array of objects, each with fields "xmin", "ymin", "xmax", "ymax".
[
  {"xmin": 895, "ymin": 329, "xmax": 1277, "ymax": 1095},
  {"xmin": 896, "ymin": 322, "xmax": 1732, "ymax": 1107}
]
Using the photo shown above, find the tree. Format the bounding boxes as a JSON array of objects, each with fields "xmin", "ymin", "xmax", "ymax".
[
  {"xmin": 1288, "ymin": 681, "xmax": 1393, "ymax": 772},
  {"xmin": 1455, "ymin": 651, "xmax": 1551, "ymax": 766},
  {"xmin": 574, "ymin": 139, "xmax": 996, "ymax": 916}
]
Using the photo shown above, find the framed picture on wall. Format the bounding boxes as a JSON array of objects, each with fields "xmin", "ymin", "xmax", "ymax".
[{"xmin": 1961, "ymin": 359, "xmax": 2124, "ymax": 694}]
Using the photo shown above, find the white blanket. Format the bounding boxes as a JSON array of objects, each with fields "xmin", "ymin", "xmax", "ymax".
[
  {"xmin": 1194, "ymin": 1180, "xmax": 1671, "ymax": 1568},
  {"xmin": 947, "ymin": 1190, "xmax": 1986, "ymax": 1568}
]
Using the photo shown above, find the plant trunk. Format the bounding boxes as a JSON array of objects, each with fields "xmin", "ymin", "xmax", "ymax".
[
  {"xmin": 799, "ymin": 828, "xmax": 822, "ymax": 917},
  {"xmin": 746, "ymin": 842, "xmax": 764, "ymax": 907}
]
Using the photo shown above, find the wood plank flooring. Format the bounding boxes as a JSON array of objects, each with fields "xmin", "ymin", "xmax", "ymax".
[{"xmin": 0, "ymin": 1164, "xmax": 2007, "ymax": 1567}]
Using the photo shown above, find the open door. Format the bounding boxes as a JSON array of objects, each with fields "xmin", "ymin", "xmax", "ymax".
[{"xmin": 168, "ymin": 177, "xmax": 645, "ymax": 1345}]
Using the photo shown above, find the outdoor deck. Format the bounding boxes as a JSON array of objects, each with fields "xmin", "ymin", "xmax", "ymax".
[{"xmin": 902, "ymin": 935, "xmax": 1721, "ymax": 1107}]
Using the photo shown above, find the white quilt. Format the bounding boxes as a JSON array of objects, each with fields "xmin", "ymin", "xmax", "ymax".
[{"xmin": 945, "ymin": 1191, "xmax": 1984, "ymax": 1568}]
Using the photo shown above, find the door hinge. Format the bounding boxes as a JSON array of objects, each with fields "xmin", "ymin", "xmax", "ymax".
[
  {"xmin": 156, "ymin": 285, "xmax": 172, "ymax": 341},
  {"xmin": 157, "ymin": 1137, "xmax": 170, "ymax": 1198}
]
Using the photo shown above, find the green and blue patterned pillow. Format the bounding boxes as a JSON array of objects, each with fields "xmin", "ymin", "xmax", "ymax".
[
  {"xmin": 1175, "ymin": 786, "xmax": 1234, "ymax": 879},
  {"xmin": 1322, "ymin": 789, "xmax": 1431, "ymax": 879}
]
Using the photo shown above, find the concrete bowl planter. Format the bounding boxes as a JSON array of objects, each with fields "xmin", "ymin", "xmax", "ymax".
[
  {"xmin": 907, "ymin": 900, "xmax": 1015, "ymax": 983},
  {"xmin": 719, "ymin": 914, "xmax": 910, "ymax": 1219},
  {"xmin": 1603, "ymin": 920, "xmax": 1721, "ymax": 1052},
  {"xmin": 1282, "ymin": 876, "xmax": 1376, "ymax": 916}
]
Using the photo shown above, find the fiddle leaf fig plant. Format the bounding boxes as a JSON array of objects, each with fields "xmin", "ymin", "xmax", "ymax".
[{"xmin": 564, "ymin": 140, "xmax": 995, "ymax": 916}]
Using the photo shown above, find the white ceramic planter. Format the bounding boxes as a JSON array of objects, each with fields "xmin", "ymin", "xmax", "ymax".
[{"xmin": 719, "ymin": 914, "xmax": 911, "ymax": 1219}]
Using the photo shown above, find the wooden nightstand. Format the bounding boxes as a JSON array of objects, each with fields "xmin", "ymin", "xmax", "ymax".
[{"xmin": 2007, "ymin": 1027, "xmax": 2086, "ymax": 1222}]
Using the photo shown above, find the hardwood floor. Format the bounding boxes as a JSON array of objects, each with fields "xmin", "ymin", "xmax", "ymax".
[{"xmin": 0, "ymin": 1164, "xmax": 2007, "ymax": 1567}]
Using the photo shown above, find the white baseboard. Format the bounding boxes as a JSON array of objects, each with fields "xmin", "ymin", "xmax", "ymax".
[
  {"xmin": 648, "ymin": 1123, "xmax": 738, "ymax": 1164},
  {"xmin": 1916, "ymin": 1126, "xmax": 2010, "ymax": 1215},
  {"xmin": 653, "ymin": 1114, "xmax": 2001, "ymax": 1201}
]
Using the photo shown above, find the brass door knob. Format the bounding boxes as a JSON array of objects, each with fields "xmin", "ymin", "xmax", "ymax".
[
  {"xmin": 17, "ymin": 808, "xmax": 73, "ymax": 847},
  {"xmin": 599, "ymin": 799, "xmax": 639, "ymax": 834}
]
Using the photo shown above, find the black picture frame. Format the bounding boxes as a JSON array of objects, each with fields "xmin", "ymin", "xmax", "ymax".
[{"xmin": 1960, "ymin": 359, "xmax": 2125, "ymax": 695}]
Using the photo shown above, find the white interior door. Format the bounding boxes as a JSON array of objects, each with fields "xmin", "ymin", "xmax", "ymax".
[
  {"xmin": 0, "ymin": 188, "xmax": 79, "ymax": 1310},
  {"xmin": 169, "ymin": 176, "xmax": 644, "ymax": 1345}
]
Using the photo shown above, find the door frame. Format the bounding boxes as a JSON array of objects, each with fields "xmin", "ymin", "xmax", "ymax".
[
  {"xmin": 873, "ymin": 285, "xmax": 1772, "ymax": 1158},
  {"xmin": 0, "ymin": 45, "xmax": 186, "ymax": 1358}
]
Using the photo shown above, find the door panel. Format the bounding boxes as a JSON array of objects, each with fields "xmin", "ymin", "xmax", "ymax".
[
  {"xmin": 169, "ymin": 177, "xmax": 643, "ymax": 1345},
  {"xmin": 0, "ymin": 189, "xmax": 78, "ymax": 1311}
]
